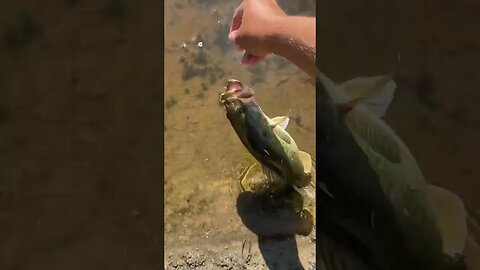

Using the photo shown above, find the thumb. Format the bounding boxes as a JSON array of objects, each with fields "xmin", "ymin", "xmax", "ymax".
[
  {"xmin": 228, "ymin": 30, "xmax": 243, "ymax": 51},
  {"xmin": 228, "ymin": 30, "xmax": 238, "ymax": 44}
]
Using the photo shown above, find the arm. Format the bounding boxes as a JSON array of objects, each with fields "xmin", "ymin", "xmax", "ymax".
[
  {"xmin": 269, "ymin": 16, "xmax": 316, "ymax": 78},
  {"xmin": 228, "ymin": 0, "xmax": 316, "ymax": 77}
]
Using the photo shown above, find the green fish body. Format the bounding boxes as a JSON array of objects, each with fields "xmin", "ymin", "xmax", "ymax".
[
  {"xmin": 315, "ymin": 70, "xmax": 467, "ymax": 269},
  {"xmin": 220, "ymin": 80, "xmax": 312, "ymax": 191}
]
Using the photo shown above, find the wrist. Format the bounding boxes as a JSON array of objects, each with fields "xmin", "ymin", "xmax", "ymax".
[
  {"xmin": 265, "ymin": 15, "xmax": 290, "ymax": 56},
  {"xmin": 265, "ymin": 15, "xmax": 316, "ymax": 77}
]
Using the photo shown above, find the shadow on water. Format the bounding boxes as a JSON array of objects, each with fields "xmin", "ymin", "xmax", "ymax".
[{"xmin": 236, "ymin": 191, "xmax": 313, "ymax": 270}]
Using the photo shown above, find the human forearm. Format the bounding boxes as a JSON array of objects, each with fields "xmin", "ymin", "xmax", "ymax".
[{"xmin": 269, "ymin": 16, "xmax": 316, "ymax": 77}]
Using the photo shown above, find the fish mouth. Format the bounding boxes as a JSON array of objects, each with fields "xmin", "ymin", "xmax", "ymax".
[
  {"xmin": 219, "ymin": 79, "xmax": 256, "ymax": 113},
  {"xmin": 225, "ymin": 79, "xmax": 254, "ymax": 99},
  {"xmin": 226, "ymin": 79, "xmax": 243, "ymax": 92}
]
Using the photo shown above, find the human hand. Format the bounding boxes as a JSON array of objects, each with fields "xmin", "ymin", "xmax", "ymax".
[{"xmin": 228, "ymin": 0, "xmax": 287, "ymax": 65}]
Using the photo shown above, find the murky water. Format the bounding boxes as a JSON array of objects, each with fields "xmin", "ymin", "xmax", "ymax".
[{"xmin": 164, "ymin": 0, "xmax": 316, "ymax": 268}]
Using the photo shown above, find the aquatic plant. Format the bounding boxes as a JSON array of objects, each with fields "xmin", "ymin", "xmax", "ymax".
[
  {"xmin": 196, "ymin": 90, "xmax": 205, "ymax": 99},
  {"xmin": 214, "ymin": 23, "xmax": 230, "ymax": 53},
  {"xmin": 248, "ymin": 64, "xmax": 267, "ymax": 85},
  {"xmin": 166, "ymin": 96, "xmax": 178, "ymax": 109}
]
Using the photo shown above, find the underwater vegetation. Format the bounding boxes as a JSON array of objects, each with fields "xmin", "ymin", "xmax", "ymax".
[
  {"xmin": 177, "ymin": 40, "xmax": 226, "ymax": 87},
  {"xmin": 166, "ymin": 96, "xmax": 178, "ymax": 109}
]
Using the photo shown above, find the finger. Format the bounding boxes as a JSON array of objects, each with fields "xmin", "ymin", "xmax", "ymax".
[
  {"xmin": 241, "ymin": 52, "xmax": 266, "ymax": 66},
  {"xmin": 264, "ymin": 0, "xmax": 286, "ymax": 16},
  {"xmin": 228, "ymin": 30, "xmax": 241, "ymax": 46},
  {"xmin": 228, "ymin": 4, "xmax": 244, "ymax": 47},
  {"xmin": 229, "ymin": 3, "xmax": 244, "ymax": 34},
  {"xmin": 229, "ymin": 31, "xmax": 247, "ymax": 51}
]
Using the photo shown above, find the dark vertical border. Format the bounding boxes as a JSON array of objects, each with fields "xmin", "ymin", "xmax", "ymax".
[
  {"xmin": 159, "ymin": 0, "xmax": 165, "ymax": 267},
  {"xmin": 314, "ymin": 3, "xmax": 321, "ymax": 268},
  {"xmin": 0, "ymin": 0, "xmax": 166, "ymax": 268}
]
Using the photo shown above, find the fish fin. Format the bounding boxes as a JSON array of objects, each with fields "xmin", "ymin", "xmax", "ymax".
[
  {"xmin": 270, "ymin": 116, "xmax": 290, "ymax": 130},
  {"xmin": 337, "ymin": 102, "xmax": 355, "ymax": 115},
  {"xmin": 316, "ymin": 71, "xmax": 351, "ymax": 104},
  {"xmin": 339, "ymin": 75, "xmax": 397, "ymax": 117},
  {"xmin": 292, "ymin": 184, "xmax": 316, "ymax": 207},
  {"xmin": 427, "ymin": 185, "xmax": 468, "ymax": 257},
  {"xmin": 347, "ymin": 112, "xmax": 402, "ymax": 163},
  {"xmin": 299, "ymin": 151, "xmax": 312, "ymax": 175}
]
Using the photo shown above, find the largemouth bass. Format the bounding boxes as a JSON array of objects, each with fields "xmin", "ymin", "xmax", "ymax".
[
  {"xmin": 220, "ymin": 80, "xmax": 312, "ymax": 188},
  {"xmin": 219, "ymin": 79, "xmax": 314, "ymax": 210},
  {"xmin": 314, "ymin": 69, "xmax": 467, "ymax": 270}
]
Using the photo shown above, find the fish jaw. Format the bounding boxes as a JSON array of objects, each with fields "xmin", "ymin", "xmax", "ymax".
[
  {"xmin": 222, "ymin": 79, "xmax": 255, "ymax": 101},
  {"xmin": 219, "ymin": 79, "xmax": 260, "ymax": 159}
]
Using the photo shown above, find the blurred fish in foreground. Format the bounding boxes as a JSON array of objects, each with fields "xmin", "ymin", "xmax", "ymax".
[{"xmin": 314, "ymin": 68, "xmax": 471, "ymax": 270}]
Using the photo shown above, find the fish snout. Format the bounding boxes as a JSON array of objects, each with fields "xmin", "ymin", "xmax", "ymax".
[{"xmin": 226, "ymin": 79, "xmax": 255, "ymax": 100}]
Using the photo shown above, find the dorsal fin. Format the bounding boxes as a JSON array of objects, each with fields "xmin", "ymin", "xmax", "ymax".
[
  {"xmin": 270, "ymin": 116, "xmax": 290, "ymax": 130},
  {"xmin": 339, "ymin": 75, "xmax": 397, "ymax": 117}
]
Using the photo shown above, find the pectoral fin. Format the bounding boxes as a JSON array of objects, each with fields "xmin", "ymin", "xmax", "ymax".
[
  {"xmin": 339, "ymin": 75, "xmax": 397, "ymax": 117},
  {"xmin": 299, "ymin": 151, "xmax": 312, "ymax": 175},
  {"xmin": 427, "ymin": 185, "xmax": 468, "ymax": 257}
]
